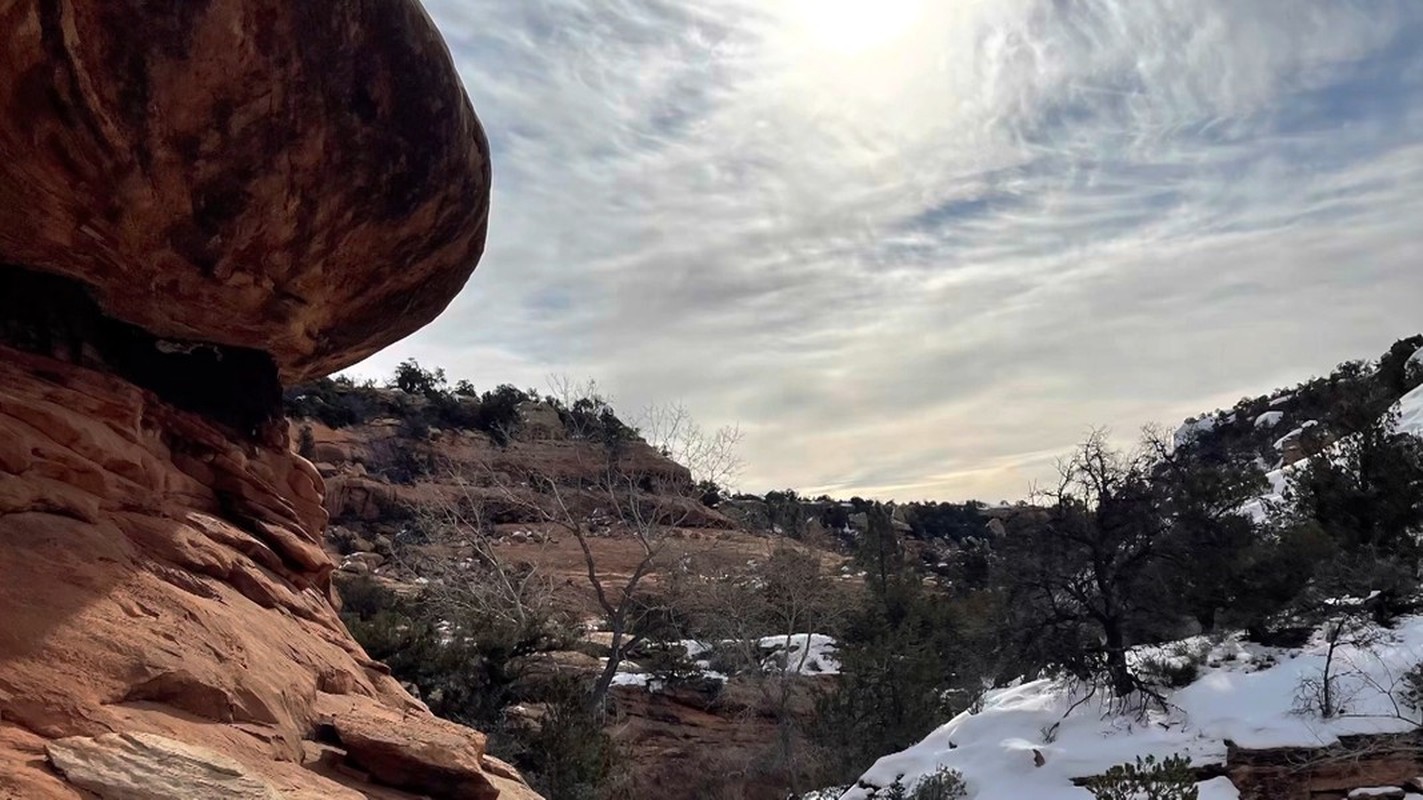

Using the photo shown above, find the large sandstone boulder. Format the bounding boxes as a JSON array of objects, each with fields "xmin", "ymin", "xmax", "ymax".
[
  {"xmin": 0, "ymin": 1, "xmax": 534, "ymax": 798},
  {"xmin": 0, "ymin": 0, "xmax": 490, "ymax": 381}
]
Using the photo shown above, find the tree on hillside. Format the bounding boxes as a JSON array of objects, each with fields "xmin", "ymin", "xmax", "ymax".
[
  {"xmin": 817, "ymin": 506, "xmax": 978, "ymax": 773},
  {"xmin": 994, "ymin": 432, "xmax": 1176, "ymax": 701},
  {"xmin": 668, "ymin": 543, "xmax": 850, "ymax": 794},
  {"xmin": 422, "ymin": 391, "xmax": 740, "ymax": 717},
  {"xmin": 1278, "ymin": 404, "xmax": 1423, "ymax": 622},
  {"xmin": 1142, "ymin": 427, "xmax": 1268, "ymax": 633},
  {"xmin": 1287, "ymin": 405, "xmax": 1423, "ymax": 557},
  {"xmin": 638, "ymin": 401, "xmax": 744, "ymax": 490},
  {"xmin": 1378, "ymin": 335, "xmax": 1423, "ymax": 396},
  {"xmin": 390, "ymin": 358, "xmax": 447, "ymax": 397}
]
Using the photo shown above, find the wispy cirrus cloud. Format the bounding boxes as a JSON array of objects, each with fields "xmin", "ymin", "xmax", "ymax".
[{"xmin": 350, "ymin": 0, "xmax": 1423, "ymax": 501}]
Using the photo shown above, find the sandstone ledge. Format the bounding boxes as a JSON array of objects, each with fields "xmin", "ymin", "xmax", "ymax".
[{"xmin": 0, "ymin": 346, "xmax": 535, "ymax": 798}]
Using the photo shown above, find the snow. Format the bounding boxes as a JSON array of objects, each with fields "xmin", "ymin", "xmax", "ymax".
[
  {"xmin": 1350, "ymin": 788, "xmax": 1406, "ymax": 799},
  {"xmin": 1239, "ymin": 460, "xmax": 1301, "ymax": 523},
  {"xmin": 839, "ymin": 616, "xmax": 1423, "ymax": 800},
  {"xmin": 1394, "ymin": 385, "xmax": 1423, "ymax": 438},
  {"xmin": 610, "ymin": 634, "xmax": 840, "ymax": 690},
  {"xmin": 1174, "ymin": 416, "xmax": 1219, "ymax": 447},
  {"xmin": 610, "ymin": 671, "xmax": 657, "ymax": 688},
  {"xmin": 1272, "ymin": 420, "xmax": 1319, "ymax": 452},
  {"xmin": 1254, "ymin": 411, "xmax": 1284, "ymax": 429},
  {"xmin": 1269, "ymin": 394, "xmax": 1295, "ymax": 407},
  {"xmin": 758, "ymin": 633, "xmax": 841, "ymax": 675}
]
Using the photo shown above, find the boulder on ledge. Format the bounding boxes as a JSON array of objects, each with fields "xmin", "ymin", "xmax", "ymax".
[{"xmin": 0, "ymin": 0, "xmax": 491, "ymax": 381}]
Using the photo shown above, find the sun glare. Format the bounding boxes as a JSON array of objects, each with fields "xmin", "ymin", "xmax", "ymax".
[{"xmin": 789, "ymin": 0, "xmax": 925, "ymax": 54}]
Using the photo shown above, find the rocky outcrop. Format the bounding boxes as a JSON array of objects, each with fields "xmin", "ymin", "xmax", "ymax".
[
  {"xmin": 46, "ymin": 732, "xmax": 284, "ymax": 800},
  {"xmin": 1225, "ymin": 734, "xmax": 1423, "ymax": 800},
  {"xmin": 0, "ymin": 349, "xmax": 532, "ymax": 798},
  {"xmin": 302, "ymin": 417, "xmax": 725, "ymax": 529},
  {"xmin": 607, "ymin": 678, "xmax": 834, "ymax": 800},
  {"xmin": 314, "ymin": 695, "xmax": 538, "ymax": 800},
  {"xmin": 0, "ymin": 1, "xmax": 534, "ymax": 797},
  {"xmin": 0, "ymin": 0, "xmax": 490, "ymax": 382}
]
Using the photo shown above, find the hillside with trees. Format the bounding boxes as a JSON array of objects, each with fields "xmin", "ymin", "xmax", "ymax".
[{"xmin": 287, "ymin": 336, "xmax": 1423, "ymax": 800}]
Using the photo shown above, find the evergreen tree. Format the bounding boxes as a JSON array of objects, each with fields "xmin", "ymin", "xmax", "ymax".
[{"xmin": 817, "ymin": 507, "xmax": 970, "ymax": 770}]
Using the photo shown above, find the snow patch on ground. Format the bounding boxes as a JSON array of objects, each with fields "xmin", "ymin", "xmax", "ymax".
[
  {"xmin": 840, "ymin": 616, "xmax": 1423, "ymax": 800},
  {"xmin": 759, "ymin": 633, "xmax": 841, "ymax": 675},
  {"xmin": 611, "ymin": 634, "xmax": 840, "ymax": 690}
]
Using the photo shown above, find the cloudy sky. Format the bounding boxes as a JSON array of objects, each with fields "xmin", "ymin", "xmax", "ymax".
[{"xmin": 351, "ymin": 0, "xmax": 1423, "ymax": 502}]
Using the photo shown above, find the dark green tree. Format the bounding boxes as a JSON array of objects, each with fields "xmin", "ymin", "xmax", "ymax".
[
  {"xmin": 390, "ymin": 359, "xmax": 447, "ymax": 397},
  {"xmin": 993, "ymin": 433, "xmax": 1176, "ymax": 699},
  {"xmin": 817, "ymin": 507, "xmax": 971, "ymax": 772}
]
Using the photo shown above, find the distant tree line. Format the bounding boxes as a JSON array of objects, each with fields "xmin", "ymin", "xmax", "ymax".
[{"xmin": 285, "ymin": 359, "xmax": 636, "ymax": 447}]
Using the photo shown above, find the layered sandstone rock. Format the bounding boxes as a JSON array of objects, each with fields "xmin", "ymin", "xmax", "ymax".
[
  {"xmin": 0, "ymin": 1, "xmax": 534, "ymax": 797},
  {"xmin": 46, "ymin": 732, "xmax": 285, "ymax": 800},
  {"xmin": 0, "ymin": 350, "xmax": 536, "ymax": 799},
  {"xmin": 0, "ymin": 0, "xmax": 490, "ymax": 382}
]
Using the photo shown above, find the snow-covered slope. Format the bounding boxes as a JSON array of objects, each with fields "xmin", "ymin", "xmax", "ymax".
[
  {"xmin": 840, "ymin": 617, "xmax": 1423, "ymax": 800},
  {"xmin": 1238, "ymin": 387, "xmax": 1423, "ymax": 523},
  {"xmin": 1396, "ymin": 383, "xmax": 1423, "ymax": 439}
]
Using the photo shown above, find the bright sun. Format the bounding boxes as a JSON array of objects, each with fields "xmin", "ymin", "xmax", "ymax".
[{"xmin": 789, "ymin": 0, "xmax": 925, "ymax": 54}]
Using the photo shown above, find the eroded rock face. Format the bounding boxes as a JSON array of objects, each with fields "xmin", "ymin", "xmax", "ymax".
[
  {"xmin": 1225, "ymin": 734, "xmax": 1423, "ymax": 800},
  {"xmin": 0, "ymin": 0, "xmax": 530, "ymax": 797},
  {"xmin": 315, "ymin": 695, "xmax": 540, "ymax": 800},
  {"xmin": 0, "ymin": 348, "xmax": 534, "ymax": 798},
  {"xmin": 0, "ymin": 0, "xmax": 491, "ymax": 382}
]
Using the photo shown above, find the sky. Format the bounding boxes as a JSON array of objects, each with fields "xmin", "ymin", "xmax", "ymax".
[{"xmin": 349, "ymin": 0, "xmax": 1423, "ymax": 502}]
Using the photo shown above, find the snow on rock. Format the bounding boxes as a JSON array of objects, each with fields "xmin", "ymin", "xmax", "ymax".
[
  {"xmin": 759, "ymin": 633, "xmax": 840, "ymax": 675},
  {"xmin": 1175, "ymin": 416, "xmax": 1219, "ymax": 447},
  {"xmin": 1349, "ymin": 788, "xmax": 1407, "ymax": 799},
  {"xmin": 1269, "ymin": 394, "xmax": 1295, "ymax": 407},
  {"xmin": 611, "ymin": 635, "xmax": 840, "ymax": 690},
  {"xmin": 1394, "ymin": 385, "xmax": 1423, "ymax": 439},
  {"xmin": 610, "ymin": 671, "xmax": 657, "ymax": 689},
  {"xmin": 1272, "ymin": 420, "xmax": 1319, "ymax": 452},
  {"xmin": 839, "ymin": 616, "xmax": 1423, "ymax": 800},
  {"xmin": 1239, "ymin": 461, "xmax": 1300, "ymax": 523},
  {"xmin": 1254, "ymin": 411, "xmax": 1285, "ymax": 429}
]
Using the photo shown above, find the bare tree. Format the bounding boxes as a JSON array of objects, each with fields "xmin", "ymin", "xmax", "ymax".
[
  {"xmin": 400, "ymin": 377, "xmax": 744, "ymax": 718},
  {"xmin": 998, "ymin": 431, "xmax": 1172, "ymax": 704},
  {"xmin": 413, "ymin": 475, "xmax": 569, "ymax": 648},
  {"xmin": 636, "ymin": 401, "xmax": 744, "ymax": 489},
  {"xmin": 678, "ymin": 544, "xmax": 849, "ymax": 795}
]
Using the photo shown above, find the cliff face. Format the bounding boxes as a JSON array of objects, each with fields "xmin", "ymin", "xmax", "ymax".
[
  {"xmin": 0, "ymin": 346, "xmax": 532, "ymax": 799},
  {"xmin": 0, "ymin": 1, "xmax": 534, "ymax": 797}
]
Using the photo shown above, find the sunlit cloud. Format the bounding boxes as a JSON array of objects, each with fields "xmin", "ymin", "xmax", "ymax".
[{"xmin": 349, "ymin": 0, "xmax": 1423, "ymax": 501}]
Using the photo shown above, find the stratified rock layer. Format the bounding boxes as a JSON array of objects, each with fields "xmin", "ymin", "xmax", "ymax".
[
  {"xmin": 0, "ymin": 347, "xmax": 537, "ymax": 799},
  {"xmin": 46, "ymin": 732, "xmax": 285, "ymax": 800},
  {"xmin": 0, "ymin": 0, "xmax": 491, "ymax": 381}
]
